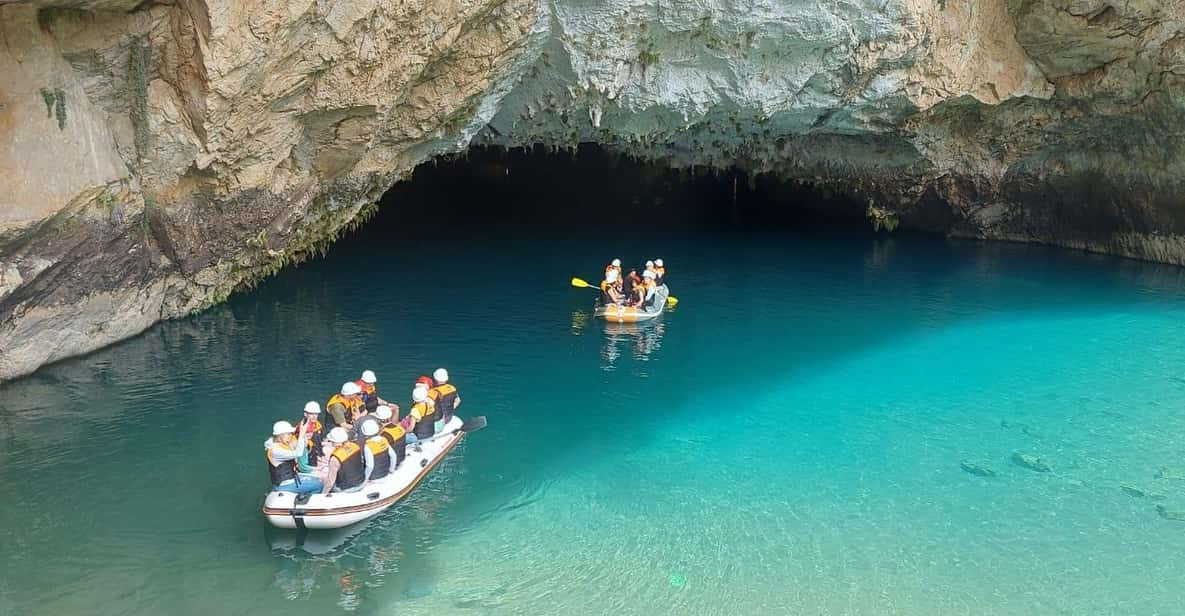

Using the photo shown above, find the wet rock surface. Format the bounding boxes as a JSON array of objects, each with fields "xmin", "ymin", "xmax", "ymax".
[{"xmin": 4, "ymin": 0, "xmax": 1185, "ymax": 378}]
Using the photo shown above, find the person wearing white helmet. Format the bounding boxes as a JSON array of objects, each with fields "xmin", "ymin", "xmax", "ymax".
[
  {"xmin": 428, "ymin": 368, "xmax": 462, "ymax": 426},
  {"xmin": 354, "ymin": 370, "xmax": 392, "ymax": 414},
  {"xmin": 320, "ymin": 426, "xmax": 366, "ymax": 494},
  {"xmin": 653, "ymin": 258, "xmax": 665, "ymax": 284},
  {"xmin": 605, "ymin": 258, "xmax": 622, "ymax": 280},
  {"xmin": 600, "ymin": 268, "xmax": 624, "ymax": 305},
  {"xmin": 374, "ymin": 405, "xmax": 409, "ymax": 467},
  {"xmin": 637, "ymin": 269, "xmax": 659, "ymax": 309},
  {"xmin": 295, "ymin": 401, "xmax": 324, "ymax": 471},
  {"xmin": 325, "ymin": 381, "xmax": 363, "ymax": 431},
  {"xmin": 265, "ymin": 420, "xmax": 323, "ymax": 494},
  {"xmin": 407, "ymin": 386, "xmax": 438, "ymax": 439},
  {"xmin": 644, "ymin": 260, "xmax": 655, "ymax": 273},
  {"xmin": 359, "ymin": 418, "xmax": 392, "ymax": 482}
]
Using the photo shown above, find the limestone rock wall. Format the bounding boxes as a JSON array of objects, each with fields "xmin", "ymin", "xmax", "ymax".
[
  {"xmin": 2, "ymin": 0, "xmax": 1184, "ymax": 380},
  {"xmin": 0, "ymin": 0, "xmax": 534, "ymax": 380}
]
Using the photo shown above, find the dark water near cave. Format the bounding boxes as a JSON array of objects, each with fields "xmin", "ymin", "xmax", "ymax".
[{"xmin": 4, "ymin": 148, "xmax": 1185, "ymax": 614}]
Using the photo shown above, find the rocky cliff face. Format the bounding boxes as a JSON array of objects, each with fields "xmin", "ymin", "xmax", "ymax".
[{"xmin": 1, "ymin": 0, "xmax": 1183, "ymax": 380}]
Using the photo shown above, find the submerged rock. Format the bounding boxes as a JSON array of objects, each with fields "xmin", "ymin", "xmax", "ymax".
[
  {"xmin": 1121, "ymin": 485, "xmax": 1147, "ymax": 498},
  {"xmin": 1155, "ymin": 467, "xmax": 1185, "ymax": 481},
  {"xmin": 960, "ymin": 460, "xmax": 997, "ymax": 478},
  {"xmin": 1155, "ymin": 505, "xmax": 1185, "ymax": 522},
  {"xmin": 1011, "ymin": 452, "xmax": 1052, "ymax": 473},
  {"xmin": 1121, "ymin": 485, "xmax": 1166, "ymax": 500}
]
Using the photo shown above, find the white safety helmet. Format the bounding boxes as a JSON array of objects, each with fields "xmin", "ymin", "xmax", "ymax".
[
  {"xmin": 643, "ymin": 270, "xmax": 656, "ymax": 279},
  {"xmin": 374, "ymin": 405, "xmax": 393, "ymax": 421},
  {"xmin": 412, "ymin": 387, "xmax": 428, "ymax": 403},
  {"xmin": 433, "ymin": 368, "xmax": 449, "ymax": 383},
  {"xmin": 303, "ymin": 401, "xmax": 321, "ymax": 415},
  {"xmin": 611, "ymin": 258, "xmax": 621, "ymax": 267},
  {"xmin": 360, "ymin": 420, "xmax": 380, "ymax": 437},
  {"xmin": 605, "ymin": 270, "xmax": 619, "ymax": 283},
  {"xmin": 361, "ymin": 370, "xmax": 377, "ymax": 384},
  {"xmin": 645, "ymin": 260, "xmax": 654, "ymax": 269},
  {"xmin": 272, "ymin": 420, "xmax": 296, "ymax": 436},
  {"xmin": 655, "ymin": 258, "xmax": 663, "ymax": 267},
  {"xmin": 341, "ymin": 381, "xmax": 361, "ymax": 396},
  {"xmin": 327, "ymin": 427, "xmax": 349, "ymax": 443}
]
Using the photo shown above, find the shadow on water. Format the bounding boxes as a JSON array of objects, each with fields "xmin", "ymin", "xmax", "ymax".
[{"xmin": 4, "ymin": 145, "xmax": 1185, "ymax": 613}]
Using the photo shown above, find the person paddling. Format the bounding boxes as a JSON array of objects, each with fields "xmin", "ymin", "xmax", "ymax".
[
  {"xmin": 428, "ymin": 368, "xmax": 462, "ymax": 425},
  {"xmin": 600, "ymin": 269, "xmax": 624, "ymax": 305},
  {"xmin": 653, "ymin": 258, "xmax": 666, "ymax": 285},
  {"xmin": 266, "ymin": 420, "xmax": 323, "ymax": 494}
]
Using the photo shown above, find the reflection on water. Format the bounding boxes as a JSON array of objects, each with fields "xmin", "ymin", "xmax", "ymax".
[
  {"xmin": 571, "ymin": 308, "xmax": 667, "ymax": 370},
  {"xmin": 599, "ymin": 321, "xmax": 666, "ymax": 370}
]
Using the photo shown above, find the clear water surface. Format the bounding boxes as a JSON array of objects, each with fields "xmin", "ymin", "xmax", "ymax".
[{"xmin": 4, "ymin": 192, "xmax": 1185, "ymax": 615}]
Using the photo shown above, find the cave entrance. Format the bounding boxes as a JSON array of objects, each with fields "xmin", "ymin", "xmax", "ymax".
[{"xmin": 362, "ymin": 144, "xmax": 873, "ymax": 238}]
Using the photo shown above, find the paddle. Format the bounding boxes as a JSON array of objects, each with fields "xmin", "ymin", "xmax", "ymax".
[
  {"xmin": 416, "ymin": 415, "xmax": 487, "ymax": 444},
  {"xmin": 573, "ymin": 277, "xmax": 680, "ymax": 307}
]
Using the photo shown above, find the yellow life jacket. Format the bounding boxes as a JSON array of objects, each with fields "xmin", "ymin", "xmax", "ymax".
[
  {"xmin": 408, "ymin": 400, "xmax": 434, "ymax": 421},
  {"xmin": 325, "ymin": 394, "xmax": 361, "ymax": 423},
  {"xmin": 410, "ymin": 400, "xmax": 434, "ymax": 421},
  {"xmin": 366, "ymin": 436, "xmax": 391, "ymax": 479},
  {"xmin": 330, "ymin": 441, "xmax": 365, "ymax": 489},
  {"xmin": 429, "ymin": 384, "xmax": 458, "ymax": 417},
  {"xmin": 365, "ymin": 437, "xmax": 389, "ymax": 456},
  {"xmin": 381, "ymin": 424, "xmax": 406, "ymax": 443},
  {"xmin": 331, "ymin": 441, "xmax": 361, "ymax": 463}
]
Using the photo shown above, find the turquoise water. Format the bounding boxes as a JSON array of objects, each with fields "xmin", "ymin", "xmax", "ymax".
[{"xmin": 5, "ymin": 216, "xmax": 1185, "ymax": 614}]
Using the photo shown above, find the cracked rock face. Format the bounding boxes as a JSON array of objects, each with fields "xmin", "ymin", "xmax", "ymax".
[{"xmin": 1, "ymin": 0, "xmax": 1184, "ymax": 380}]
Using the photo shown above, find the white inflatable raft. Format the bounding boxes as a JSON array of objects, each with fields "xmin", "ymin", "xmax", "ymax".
[{"xmin": 262, "ymin": 415, "xmax": 482, "ymax": 529}]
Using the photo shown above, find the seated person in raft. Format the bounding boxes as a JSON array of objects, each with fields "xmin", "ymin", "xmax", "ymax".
[
  {"xmin": 600, "ymin": 269, "xmax": 625, "ymax": 305},
  {"xmin": 355, "ymin": 369, "xmax": 395, "ymax": 415},
  {"xmin": 265, "ymin": 419, "xmax": 323, "ymax": 494},
  {"xmin": 635, "ymin": 269, "xmax": 658, "ymax": 309},
  {"xmin": 320, "ymin": 427, "xmax": 367, "ymax": 494}
]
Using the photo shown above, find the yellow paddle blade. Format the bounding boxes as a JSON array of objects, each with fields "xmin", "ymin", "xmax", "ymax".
[
  {"xmin": 666, "ymin": 295, "xmax": 679, "ymax": 307},
  {"xmin": 571, "ymin": 277, "xmax": 595, "ymax": 288}
]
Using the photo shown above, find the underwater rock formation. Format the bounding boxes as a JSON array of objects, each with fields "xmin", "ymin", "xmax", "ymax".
[
  {"xmin": 3, "ymin": 0, "xmax": 1185, "ymax": 379},
  {"xmin": 1011, "ymin": 452, "xmax": 1052, "ymax": 473}
]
